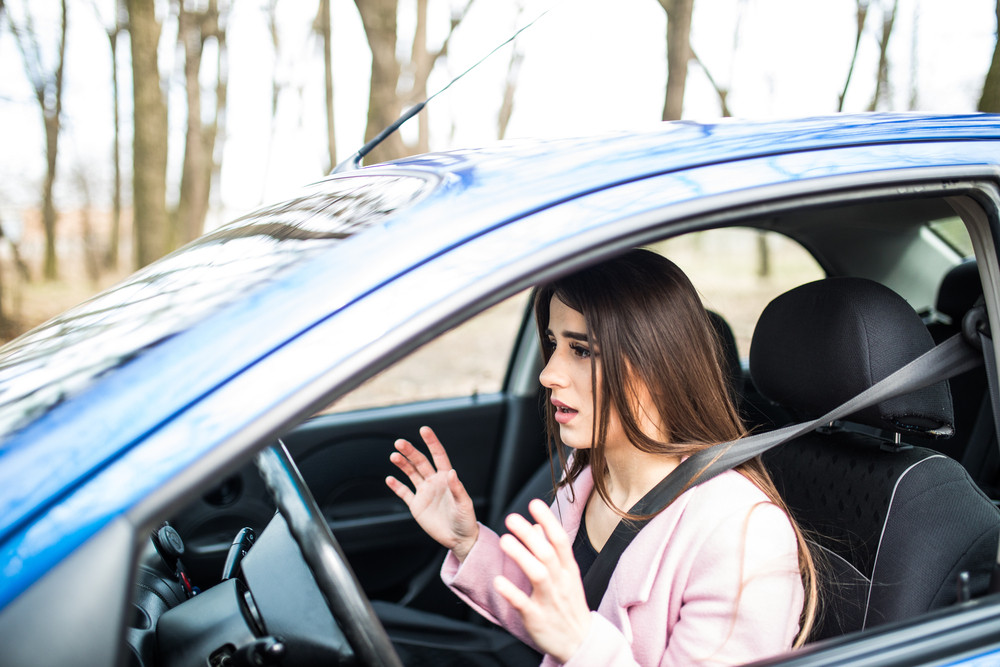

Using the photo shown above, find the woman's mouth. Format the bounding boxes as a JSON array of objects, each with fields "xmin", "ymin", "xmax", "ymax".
[{"xmin": 552, "ymin": 399, "xmax": 578, "ymax": 425}]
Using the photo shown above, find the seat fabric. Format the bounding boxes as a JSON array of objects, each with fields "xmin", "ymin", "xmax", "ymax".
[
  {"xmin": 752, "ymin": 277, "xmax": 1000, "ymax": 641},
  {"xmin": 922, "ymin": 259, "xmax": 998, "ymax": 490}
]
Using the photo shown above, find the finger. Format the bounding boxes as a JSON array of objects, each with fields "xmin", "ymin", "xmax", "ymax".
[
  {"xmin": 493, "ymin": 575, "xmax": 534, "ymax": 615},
  {"xmin": 505, "ymin": 512, "xmax": 558, "ymax": 566},
  {"xmin": 389, "ymin": 450, "xmax": 425, "ymax": 487},
  {"xmin": 499, "ymin": 533, "xmax": 550, "ymax": 585},
  {"xmin": 447, "ymin": 468, "xmax": 472, "ymax": 505},
  {"xmin": 420, "ymin": 425, "xmax": 454, "ymax": 473},
  {"xmin": 385, "ymin": 476, "xmax": 415, "ymax": 505},
  {"xmin": 528, "ymin": 499, "xmax": 576, "ymax": 565},
  {"xmin": 395, "ymin": 437, "xmax": 437, "ymax": 479}
]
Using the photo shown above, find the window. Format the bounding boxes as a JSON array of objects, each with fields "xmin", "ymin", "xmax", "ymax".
[
  {"xmin": 651, "ymin": 229, "xmax": 825, "ymax": 357},
  {"xmin": 929, "ymin": 217, "xmax": 974, "ymax": 258},
  {"xmin": 323, "ymin": 291, "xmax": 530, "ymax": 413}
]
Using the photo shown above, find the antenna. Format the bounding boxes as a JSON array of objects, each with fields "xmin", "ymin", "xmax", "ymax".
[{"xmin": 333, "ymin": 6, "xmax": 552, "ymax": 174}]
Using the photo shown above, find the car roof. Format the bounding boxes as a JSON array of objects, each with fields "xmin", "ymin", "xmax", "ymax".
[{"xmin": 1, "ymin": 112, "xmax": 1000, "ymax": 608}]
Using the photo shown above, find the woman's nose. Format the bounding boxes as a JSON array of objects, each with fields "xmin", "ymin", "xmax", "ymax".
[{"xmin": 539, "ymin": 353, "xmax": 566, "ymax": 389}]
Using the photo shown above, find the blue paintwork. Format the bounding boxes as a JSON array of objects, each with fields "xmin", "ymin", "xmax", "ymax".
[{"xmin": 3, "ymin": 113, "xmax": 1000, "ymax": 618}]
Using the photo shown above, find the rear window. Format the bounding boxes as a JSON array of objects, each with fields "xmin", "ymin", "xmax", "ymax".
[
  {"xmin": 929, "ymin": 217, "xmax": 974, "ymax": 257},
  {"xmin": 652, "ymin": 229, "xmax": 825, "ymax": 357}
]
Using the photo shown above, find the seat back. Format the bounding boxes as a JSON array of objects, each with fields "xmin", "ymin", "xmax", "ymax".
[
  {"xmin": 922, "ymin": 259, "xmax": 999, "ymax": 490},
  {"xmin": 750, "ymin": 277, "xmax": 1000, "ymax": 641}
]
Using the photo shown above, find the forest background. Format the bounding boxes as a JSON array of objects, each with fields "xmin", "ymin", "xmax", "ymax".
[{"xmin": 0, "ymin": 0, "xmax": 999, "ymax": 344}]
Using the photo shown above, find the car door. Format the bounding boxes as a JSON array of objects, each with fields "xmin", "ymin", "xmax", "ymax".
[{"xmin": 170, "ymin": 291, "xmax": 548, "ymax": 609}]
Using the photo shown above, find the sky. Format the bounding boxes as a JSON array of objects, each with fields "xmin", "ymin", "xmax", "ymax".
[{"xmin": 0, "ymin": 0, "xmax": 996, "ymax": 228}]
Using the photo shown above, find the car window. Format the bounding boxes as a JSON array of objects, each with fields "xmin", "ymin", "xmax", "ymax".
[
  {"xmin": 322, "ymin": 290, "xmax": 531, "ymax": 413},
  {"xmin": 929, "ymin": 216, "xmax": 975, "ymax": 258},
  {"xmin": 651, "ymin": 228, "xmax": 825, "ymax": 357}
]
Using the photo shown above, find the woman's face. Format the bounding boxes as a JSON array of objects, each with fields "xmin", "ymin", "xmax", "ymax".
[{"xmin": 539, "ymin": 295, "xmax": 626, "ymax": 450}]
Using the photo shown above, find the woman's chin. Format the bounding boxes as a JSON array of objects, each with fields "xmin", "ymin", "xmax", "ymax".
[{"xmin": 559, "ymin": 429, "xmax": 592, "ymax": 450}]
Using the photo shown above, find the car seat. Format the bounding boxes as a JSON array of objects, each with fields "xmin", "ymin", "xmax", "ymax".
[
  {"xmin": 921, "ymin": 259, "xmax": 999, "ymax": 493},
  {"xmin": 750, "ymin": 277, "xmax": 1000, "ymax": 641}
]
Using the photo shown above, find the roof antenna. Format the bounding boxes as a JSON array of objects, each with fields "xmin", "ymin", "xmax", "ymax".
[{"xmin": 333, "ymin": 6, "xmax": 552, "ymax": 174}]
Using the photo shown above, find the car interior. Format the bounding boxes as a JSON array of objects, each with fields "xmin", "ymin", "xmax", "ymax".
[{"xmin": 126, "ymin": 184, "xmax": 1000, "ymax": 666}]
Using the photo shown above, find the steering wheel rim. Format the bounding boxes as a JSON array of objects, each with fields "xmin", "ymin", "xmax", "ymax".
[{"xmin": 255, "ymin": 440, "xmax": 402, "ymax": 667}]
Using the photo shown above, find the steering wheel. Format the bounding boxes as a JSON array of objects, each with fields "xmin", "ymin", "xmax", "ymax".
[{"xmin": 255, "ymin": 440, "xmax": 402, "ymax": 667}]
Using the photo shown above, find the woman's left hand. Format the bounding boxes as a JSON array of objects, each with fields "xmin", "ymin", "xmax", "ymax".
[{"xmin": 494, "ymin": 498, "xmax": 592, "ymax": 663}]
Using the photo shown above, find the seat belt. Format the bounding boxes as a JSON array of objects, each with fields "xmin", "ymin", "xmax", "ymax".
[
  {"xmin": 965, "ymin": 304, "xmax": 1000, "ymax": 451},
  {"xmin": 582, "ymin": 331, "xmax": 987, "ymax": 610}
]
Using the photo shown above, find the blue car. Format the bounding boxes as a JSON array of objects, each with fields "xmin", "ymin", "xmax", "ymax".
[{"xmin": 2, "ymin": 113, "xmax": 1000, "ymax": 666}]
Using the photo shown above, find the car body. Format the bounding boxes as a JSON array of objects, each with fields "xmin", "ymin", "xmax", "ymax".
[{"xmin": 2, "ymin": 113, "xmax": 1000, "ymax": 665}]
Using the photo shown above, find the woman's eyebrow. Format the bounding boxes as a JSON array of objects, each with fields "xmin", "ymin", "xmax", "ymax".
[{"xmin": 546, "ymin": 327, "xmax": 589, "ymax": 342}]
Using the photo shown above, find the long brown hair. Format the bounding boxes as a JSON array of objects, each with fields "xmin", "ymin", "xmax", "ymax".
[{"xmin": 534, "ymin": 248, "xmax": 818, "ymax": 647}]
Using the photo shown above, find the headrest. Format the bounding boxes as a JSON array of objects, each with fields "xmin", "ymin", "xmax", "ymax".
[
  {"xmin": 749, "ymin": 277, "xmax": 954, "ymax": 436},
  {"xmin": 936, "ymin": 259, "xmax": 981, "ymax": 323}
]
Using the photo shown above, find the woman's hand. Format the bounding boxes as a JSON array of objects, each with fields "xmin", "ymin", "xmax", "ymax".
[
  {"xmin": 494, "ymin": 499, "xmax": 592, "ymax": 663},
  {"xmin": 385, "ymin": 426, "xmax": 480, "ymax": 561}
]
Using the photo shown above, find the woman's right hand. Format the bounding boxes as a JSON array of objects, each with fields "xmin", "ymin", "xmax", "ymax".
[{"xmin": 385, "ymin": 425, "xmax": 480, "ymax": 561}]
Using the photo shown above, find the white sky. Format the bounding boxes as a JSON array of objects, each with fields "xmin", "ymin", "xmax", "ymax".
[{"xmin": 0, "ymin": 0, "xmax": 996, "ymax": 223}]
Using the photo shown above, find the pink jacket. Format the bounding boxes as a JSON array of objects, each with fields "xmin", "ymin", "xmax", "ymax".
[{"xmin": 442, "ymin": 466, "xmax": 804, "ymax": 666}]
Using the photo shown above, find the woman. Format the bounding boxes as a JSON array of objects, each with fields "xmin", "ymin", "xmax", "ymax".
[{"xmin": 386, "ymin": 249, "xmax": 817, "ymax": 666}]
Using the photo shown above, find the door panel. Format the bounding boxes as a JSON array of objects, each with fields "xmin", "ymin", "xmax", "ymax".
[{"xmin": 173, "ymin": 394, "xmax": 516, "ymax": 602}]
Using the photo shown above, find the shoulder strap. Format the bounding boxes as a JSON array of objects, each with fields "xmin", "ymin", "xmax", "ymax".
[{"xmin": 581, "ymin": 332, "xmax": 984, "ymax": 610}]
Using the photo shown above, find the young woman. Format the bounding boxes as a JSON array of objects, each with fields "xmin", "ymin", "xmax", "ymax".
[{"xmin": 386, "ymin": 249, "xmax": 817, "ymax": 666}]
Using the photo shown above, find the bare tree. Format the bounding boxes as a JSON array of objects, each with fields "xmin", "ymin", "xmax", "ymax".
[
  {"xmin": 497, "ymin": 47, "xmax": 524, "ymax": 141},
  {"xmin": 908, "ymin": 1, "xmax": 919, "ymax": 109},
  {"xmin": 72, "ymin": 163, "xmax": 102, "ymax": 285},
  {"xmin": 353, "ymin": 0, "xmax": 474, "ymax": 164},
  {"xmin": 174, "ymin": 0, "xmax": 229, "ymax": 246},
  {"xmin": 260, "ymin": 0, "xmax": 282, "ymax": 202},
  {"xmin": 657, "ymin": 0, "xmax": 694, "ymax": 121},
  {"xmin": 691, "ymin": 49, "xmax": 731, "ymax": 117},
  {"xmin": 91, "ymin": 0, "xmax": 126, "ymax": 270},
  {"xmin": 6, "ymin": 0, "xmax": 68, "ymax": 280},
  {"xmin": 839, "ymin": 0, "xmax": 869, "ymax": 111},
  {"xmin": 315, "ymin": 0, "xmax": 336, "ymax": 171},
  {"xmin": 868, "ymin": 0, "xmax": 898, "ymax": 111},
  {"xmin": 126, "ymin": 0, "xmax": 170, "ymax": 268},
  {"xmin": 981, "ymin": 0, "xmax": 1000, "ymax": 111},
  {"xmin": 496, "ymin": 2, "xmax": 525, "ymax": 141},
  {"xmin": 355, "ymin": 0, "xmax": 405, "ymax": 164}
]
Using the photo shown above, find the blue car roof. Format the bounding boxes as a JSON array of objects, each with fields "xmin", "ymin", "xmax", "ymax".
[{"xmin": 2, "ymin": 112, "xmax": 1000, "ymax": 607}]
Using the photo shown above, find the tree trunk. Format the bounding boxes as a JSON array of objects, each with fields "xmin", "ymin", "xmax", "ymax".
[
  {"xmin": 316, "ymin": 0, "xmax": 336, "ymax": 170},
  {"xmin": 174, "ymin": 0, "xmax": 216, "ymax": 246},
  {"xmin": 172, "ymin": 0, "xmax": 227, "ymax": 245},
  {"xmin": 106, "ymin": 15, "xmax": 123, "ymax": 269},
  {"xmin": 353, "ymin": 0, "xmax": 473, "ymax": 163},
  {"xmin": 868, "ymin": 0, "xmax": 897, "ymax": 111},
  {"xmin": 981, "ymin": 0, "xmax": 1000, "ymax": 111},
  {"xmin": 658, "ymin": 0, "xmax": 694, "ymax": 121},
  {"xmin": 411, "ymin": 0, "xmax": 431, "ymax": 154},
  {"xmin": 354, "ymin": 0, "xmax": 404, "ymax": 165},
  {"xmin": 839, "ymin": 0, "xmax": 869, "ymax": 111},
  {"xmin": 127, "ymin": 0, "xmax": 170, "ymax": 267},
  {"xmin": 262, "ymin": 0, "xmax": 281, "ymax": 201},
  {"xmin": 41, "ymin": 111, "xmax": 59, "ymax": 281},
  {"xmin": 210, "ymin": 15, "xmax": 228, "ymax": 227},
  {"xmin": 9, "ymin": 0, "xmax": 69, "ymax": 280},
  {"xmin": 497, "ymin": 46, "xmax": 524, "ymax": 140}
]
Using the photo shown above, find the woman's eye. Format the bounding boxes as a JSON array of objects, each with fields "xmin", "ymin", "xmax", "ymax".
[{"xmin": 570, "ymin": 343, "xmax": 591, "ymax": 359}]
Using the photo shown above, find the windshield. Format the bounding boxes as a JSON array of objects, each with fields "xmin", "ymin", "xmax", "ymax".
[{"xmin": 0, "ymin": 173, "xmax": 435, "ymax": 442}]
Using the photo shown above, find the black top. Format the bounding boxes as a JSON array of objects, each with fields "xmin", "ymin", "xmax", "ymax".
[{"xmin": 572, "ymin": 514, "xmax": 599, "ymax": 577}]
